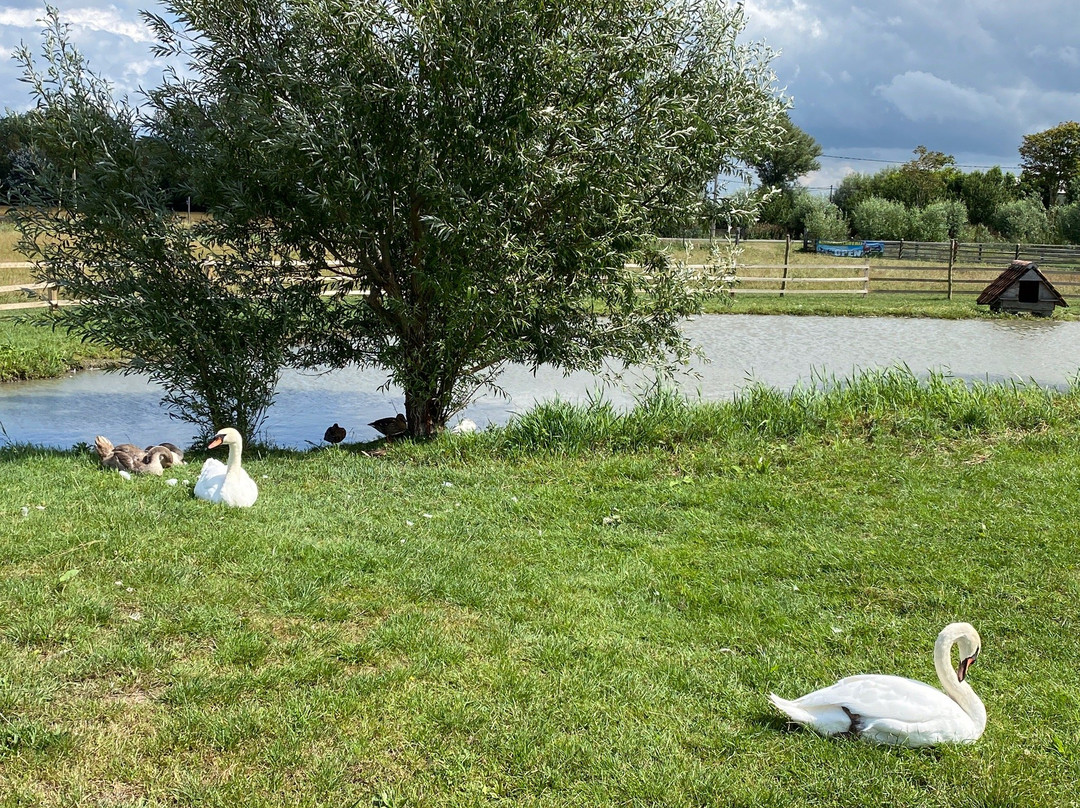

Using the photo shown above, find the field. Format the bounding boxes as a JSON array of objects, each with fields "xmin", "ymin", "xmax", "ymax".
[{"xmin": 3, "ymin": 379, "xmax": 1080, "ymax": 806}]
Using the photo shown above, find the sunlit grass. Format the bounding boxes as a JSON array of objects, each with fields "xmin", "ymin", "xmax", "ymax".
[
  {"xmin": 0, "ymin": 314, "xmax": 123, "ymax": 381},
  {"xmin": 3, "ymin": 374, "xmax": 1080, "ymax": 805}
]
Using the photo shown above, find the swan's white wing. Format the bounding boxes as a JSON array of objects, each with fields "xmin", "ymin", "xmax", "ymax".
[
  {"xmin": 220, "ymin": 467, "xmax": 258, "ymax": 508},
  {"xmin": 778, "ymin": 673, "xmax": 979, "ymax": 745},
  {"xmin": 795, "ymin": 674, "xmax": 965, "ymax": 726},
  {"xmin": 194, "ymin": 458, "xmax": 227, "ymax": 502}
]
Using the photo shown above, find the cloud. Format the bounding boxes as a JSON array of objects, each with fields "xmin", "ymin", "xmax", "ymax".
[
  {"xmin": 0, "ymin": 5, "xmax": 153, "ymax": 42},
  {"xmin": 740, "ymin": 0, "xmax": 825, "ymax": 40},
  {"xmin": 875, "ymin": 71, "xmax": 1006, "ymax": 123}
]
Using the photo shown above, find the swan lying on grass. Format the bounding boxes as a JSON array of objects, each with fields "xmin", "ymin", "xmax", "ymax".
[
  {"xmin": 769, "ymin": 622, "xmax": 985, "ymax": 746},
  {"xmin": 194, "ymin": 427, "xmax": 258, "ymax": 507}
]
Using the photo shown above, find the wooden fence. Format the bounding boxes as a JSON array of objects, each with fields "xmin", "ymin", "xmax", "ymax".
[
  {"xmin": 6, "ymin": 238, "xmax": 1080, "ymax": 308},
  {"xmin": 0, "ymin": 264, "xmax": 369, "ymax": 312},
  {"xmin": 661, "ymin": 238, "xmax": 1080, "ymax": 299},
  {"xmin": 0, "ymin": 278, "xmax": 64, "ymax": 312}
]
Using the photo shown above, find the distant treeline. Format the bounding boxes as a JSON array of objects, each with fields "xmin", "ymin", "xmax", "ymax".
[
  {"xmin": 743, "ymin": 146, "xmax": 1080, "ymax": 246},
  {"xmin": 1, "ymin": 111, "xmax": 202, "ymax": 212}
]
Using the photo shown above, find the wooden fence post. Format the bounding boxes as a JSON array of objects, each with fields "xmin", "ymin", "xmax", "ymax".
[
  {"xmin": 898, "ymin": 239, "xmax": 904, "ymax": 260},
  {"xmin": 781, "ymin": 235, "xmax": 790, "ymax": 297},
  {"xmin": 947, "ymin": 239, "xmax": 955, "ymax": 299},
  {"xmin": 47, "ymin": 284, "xmax": 58, "ymax": 310}
]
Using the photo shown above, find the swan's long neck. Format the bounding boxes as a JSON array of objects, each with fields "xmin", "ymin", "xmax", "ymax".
[
  {"xmin": 934, "ymin": 624, "xmax": 987, "ymax": 733},
  {"xmin": 225, "ymin": 438, "xmax": 244, "ymax": 475}
]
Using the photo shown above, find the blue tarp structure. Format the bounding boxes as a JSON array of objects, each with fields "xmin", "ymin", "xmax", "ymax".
[{"xmin": 816, "ymin": 241, "xmax": 885, "ymax": 257}]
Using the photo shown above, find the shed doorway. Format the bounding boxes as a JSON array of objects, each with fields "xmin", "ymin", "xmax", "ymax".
[{"xmin": 1018, "ymin": 280, "xmax": 1040, "ymax": 303}]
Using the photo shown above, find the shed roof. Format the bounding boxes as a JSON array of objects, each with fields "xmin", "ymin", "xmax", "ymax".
[{"xmin": 976, "ymin": 260, "xmax": 1068, "ymax": 307}]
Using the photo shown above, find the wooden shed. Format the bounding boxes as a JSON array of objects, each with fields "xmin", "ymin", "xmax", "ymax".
[{"xmin": 976, "ymin": 260, "xmax": 1067, "ymax": 317}]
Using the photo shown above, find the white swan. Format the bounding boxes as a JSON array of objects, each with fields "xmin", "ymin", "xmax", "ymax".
[
  {"xmin": 769, "ymin": 622, "xmax": 986, "ymax": 747},
  {"xmin": 193, "ymin": 427, "xmax": 258, "ymax": 507}
]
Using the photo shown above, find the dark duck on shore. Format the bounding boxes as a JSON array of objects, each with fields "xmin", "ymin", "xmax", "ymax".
[
  {"xmin": 369, "ymin": 414, "xmax": 407, "ymax": 438},
  {"xmin": 323, "ymin": 423, "xmax": 347, "ymax": 444}
]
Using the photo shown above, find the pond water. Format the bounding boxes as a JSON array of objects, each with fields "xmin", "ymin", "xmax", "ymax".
[{"xmin": 3, "ymin": 314, "xmax": 1079, "ymax": 450}]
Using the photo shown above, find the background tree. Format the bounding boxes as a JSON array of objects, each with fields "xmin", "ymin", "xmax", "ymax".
[
  {"xmin": 1, "ymin": 111, "xmax": 33, "ymax": 199},
  {"xmin": 1019, "ymin": 121, "xmax": 1080, "ymax": 207},
  {"xmin": 749, "ymin": 112, "xmax": 821, "ymax": 236},
  {"xmin": 791, "ymin": 192, "xmax": 847, "ymax": 241},
  {"xmin": 748, "ymin": 112, "xmax": 821, "ymax": 189},
  {"xmin": 869, "ymin": 146, "xmax": 957, "ymax": 209},
  {"xmin": 144, "ymin": 0, "xmax": 784, "ymax": 436},
  {"xmin": 831, "ymin": 173, "xmax": 874, "ymax": 217},
  {"xmin": 951, "ymin": 166, "xmax": 1020, "ymax": 229}
]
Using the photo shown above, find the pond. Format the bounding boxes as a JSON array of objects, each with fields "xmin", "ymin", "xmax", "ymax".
[{"xmin": 3, "ymin": 314, "xmax": 1079, "ymax": 450}]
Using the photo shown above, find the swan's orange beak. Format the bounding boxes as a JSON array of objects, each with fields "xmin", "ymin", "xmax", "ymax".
[
  {"xmin": 957, "ymin": 649, "xmax": 979, "ymax": 682},
  {"xmin": 207, "ymin": 435, "xmax": 224, "ymax": 449}
]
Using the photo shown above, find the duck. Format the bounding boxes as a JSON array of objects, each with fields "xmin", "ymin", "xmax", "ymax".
[
  {"xmin": 768, "ymin": 622, "xmax": 986, "ymax": 747},
  {"xmin": 368, "ymin": 413, "xmax": 407, "ymax": 438},
  {"xmin": 323, "ymin": 423, "xmax": 347, "ymax": 444},
  {"xmin": 193, "ymin": 427, "xmax": 258, "ymax": 507}
]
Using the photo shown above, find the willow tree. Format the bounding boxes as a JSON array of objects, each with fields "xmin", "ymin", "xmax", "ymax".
[
  {"xmin": 22, "ymin": 0, "xmax": 784, "ymax": 437},
  {"xmin": 155, "ymin": 0, "xmax": 785, "ymax": 436},
  {"xmin": 11, "ymin": 11, "xmax": 319, "ymax": 439}
]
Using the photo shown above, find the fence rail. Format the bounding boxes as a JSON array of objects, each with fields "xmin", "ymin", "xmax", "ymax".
[{"xmin": 0, "ymin": 280, "xmax": 65, "ymax": 311}]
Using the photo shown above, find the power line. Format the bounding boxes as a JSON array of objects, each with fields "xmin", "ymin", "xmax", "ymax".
[{"xmin": 820, "ymin": 153, "xmax": 1022, "ymax": 171}]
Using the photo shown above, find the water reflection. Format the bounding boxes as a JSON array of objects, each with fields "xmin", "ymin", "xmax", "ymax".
[{"xmin": 3, "ymin": 315, "xmax": 1079, "ymax": 450}]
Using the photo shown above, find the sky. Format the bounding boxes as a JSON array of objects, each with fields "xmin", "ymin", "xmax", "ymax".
[{"xmin": 2, "ymin": 1, "xmax": 1080, "ymax": 195}]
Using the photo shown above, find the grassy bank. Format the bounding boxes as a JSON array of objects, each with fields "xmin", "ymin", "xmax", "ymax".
[
  {"xmin": 3, "ymin": 375, "xmax": 1080, "ymax": 806},
  {"xmin": 0, "ymin": 315, "xmax": 124, "ymax": 382},
  {"xmin": 703, "ymin": 292, "xmax": 998, "ymax": 318}
]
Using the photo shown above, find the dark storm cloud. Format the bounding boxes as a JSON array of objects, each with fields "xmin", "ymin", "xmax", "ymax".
[{"xmin": 741, "ymin": 0, "xmax": 1080, "ymax": 188}]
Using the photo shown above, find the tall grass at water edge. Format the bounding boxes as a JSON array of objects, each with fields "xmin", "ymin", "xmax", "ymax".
[
  {"xmin": 0, "ymin": 315, "xmax": 123, "ymax": 382},
  {"xmin": 450, "ymin": 367, "xmax": 1067, "ymax": 458}
]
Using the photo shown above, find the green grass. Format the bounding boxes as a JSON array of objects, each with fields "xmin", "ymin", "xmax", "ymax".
[
  {"xmin": 0, "ymin": 214, "xmax": 24, "ymax": 267},
  {"xmin": 0, "ymin": 315, "xmax": 124, "ymax": 382},
  {"xmin": 703, "ymin": 292, "xmax": 1048, "ymax": 319},
  {"xmin": 3, "ymin": 374, "xmax": 1080, "ymax": 806}
]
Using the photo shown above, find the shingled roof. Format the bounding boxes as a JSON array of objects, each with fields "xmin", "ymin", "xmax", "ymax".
[{"xmin": 976, "ymin": 260, "xmax": 1068, "ymax": 307}]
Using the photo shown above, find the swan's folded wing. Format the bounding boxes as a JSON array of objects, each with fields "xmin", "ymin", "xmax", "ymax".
[
  {"xmin": 194, "ymin": 458, "xmax": 227, "ymax": 501},
  {"xmin": 796, "ymin": 674, "xmax": 966, "ymax": 725}
]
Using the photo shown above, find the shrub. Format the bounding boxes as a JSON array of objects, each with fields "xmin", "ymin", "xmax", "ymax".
[
  {"xmin": 908, "ymin": 203, "xmax": 949, "ymax": 241},
  {"xmin": 1052, "ymin": 202, "xmax": 1080, "ymax": 244},
  {"xmin": 793, "ymin": 194, "xmax": 848, "ymax": 241},
  {"xmin": 849, "ymin": 196, "xmax": 909, "ymax": 240},
  {"xmin": 992, "ymin": 198, "xmax": 1050, "ymax": 242}
]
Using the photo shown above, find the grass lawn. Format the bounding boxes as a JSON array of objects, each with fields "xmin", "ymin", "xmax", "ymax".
[{"xmin": 2, "ymin": 378, "xmax": 1080, "ymax": 806}]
